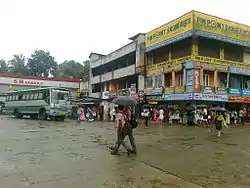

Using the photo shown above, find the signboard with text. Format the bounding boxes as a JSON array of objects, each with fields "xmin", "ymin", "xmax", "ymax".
[
  {"xmin": 228, "ymin": 88, "xmax": 241, "ymax": 95},
  {"xmin": 228, "ymin": 96, "xmax": 250, "ymax": 103},
  {"xmin": 164, "ymin": 93, "xmax": 192, "ymax": 101},
  {"xmin": 193, "ymin": 93, "xmax": 228, "ymax": 102}
]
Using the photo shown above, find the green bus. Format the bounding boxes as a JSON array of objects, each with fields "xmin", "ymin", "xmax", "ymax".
[{"xmin": 5, "ymin": 87, "xmax": 72, "ymax": 121}]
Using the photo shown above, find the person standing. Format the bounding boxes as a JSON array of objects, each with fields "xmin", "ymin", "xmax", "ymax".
[
  {"xmin": 76, "ymin": 106, "xmax": 84, "ymax": 125},
  {"xmin": 142, "ymin": 108, "xmax": 150, "ymax": 127},
  {"xmin": 124, "ymin": 106, "xmax": 137, "ymax": 154},
  {"xmin": 215, "ymin": 112, "xmax": 224, "ymax": 138},
  {"xmin": 239, "ymin": 109, "xmax": 244, "ymax": 128},
  {"xmin": 159, "ymin": 108, "xmax": 164, "ymax": 124},
  {"xmin": 110, "ymin": 105, "xmax": 131, "ymax": 155}
]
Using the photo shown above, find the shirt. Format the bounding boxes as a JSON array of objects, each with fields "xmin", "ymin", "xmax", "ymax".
[{"xmin": 116, "ymin": 112, "xmax": 126, "ymax": 129}]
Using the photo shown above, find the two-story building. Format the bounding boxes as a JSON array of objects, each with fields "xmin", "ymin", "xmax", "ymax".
[
  {"xmin": 89, "ymin": 33, "xmax": 145, "ymax": 119},
  {"xmin": 144, "ymin": 10, "xmax": 250, "ymax": 113}
]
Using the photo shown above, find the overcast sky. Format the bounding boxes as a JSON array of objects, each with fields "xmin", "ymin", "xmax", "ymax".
[{"xmin": 0, "ymin": 0, "xmax": 249, "ymax": 63}]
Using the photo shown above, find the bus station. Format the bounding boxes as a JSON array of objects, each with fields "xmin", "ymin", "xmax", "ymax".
[{"xmin": 0, "ymin": 73, "xmax": 80, "ymax": 99}]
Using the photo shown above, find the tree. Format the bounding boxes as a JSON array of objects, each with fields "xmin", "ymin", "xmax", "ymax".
[
  {"xmin": 57, "ymin": 60, "xmax": 89, "ymax": 79},
  {"xmin": 0, "ymin": 59, "xmax": 8, "ymax": 73},
  {"xmin": 27, "ymin": 50, "xmax": 58, "ymax": 77},
  {"xmin": 82, "ymin": 60, "xmax": 90, "ymax": 81},
  {"xmin": 8, "ymin": 54, "xmax": 29, "ymax": 75}
]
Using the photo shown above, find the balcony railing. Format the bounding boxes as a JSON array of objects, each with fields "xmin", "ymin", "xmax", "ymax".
[
  {"xmin": 101, "ymin": 72, "xmax": 113, "ymax": 82},
  {"xmin": 91, "ymin": 75, "xmax": 101, "ymax": 84},
  {"xmin": 113, "ymin": 64, "xmax": 135, "ymax": 79}
]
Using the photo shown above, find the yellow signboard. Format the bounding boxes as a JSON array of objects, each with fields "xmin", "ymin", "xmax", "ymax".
[
  {"xmin": 145, "ymin": 12, "xmax": 193, "ymax": 48},
  {"xmin": 194, "ymin": 12, "xmax": 250, "ymax": 45},
  {"xmin": 146, "ymin": 56, "xmax": 191, "ymax": 71}
]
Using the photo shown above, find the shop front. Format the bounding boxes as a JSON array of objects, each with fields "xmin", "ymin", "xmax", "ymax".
[
  {"xmin": 227, "ymin": 96, "xmax": 250, "ymax": 121},
  {"xmin": 144, "ymin": 87, "xmax": 164, "ymax": 106}
]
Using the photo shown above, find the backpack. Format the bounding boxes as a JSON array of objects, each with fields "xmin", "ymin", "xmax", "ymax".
[
  {"xmin": 129, "ymin": 114, "xmax": 138, "ymax": 129},
  {"xmin": 122, "ymin": 113, "xmax": 138, "ymax": 129}
]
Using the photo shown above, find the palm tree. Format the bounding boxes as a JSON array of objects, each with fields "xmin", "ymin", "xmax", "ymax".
[{"xmin": 8, "ymin": 54, "xmax": 29, "ymax": 75}]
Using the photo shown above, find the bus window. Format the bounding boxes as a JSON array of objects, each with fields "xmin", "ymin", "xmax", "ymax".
[
  {"xmin": 14, "ymin": 95, "xmax": 18, "ymax": 101},
  {"xmin": 22, "ymin": 94, "xmax": 26, "ymax": 100},
  {"xmin": 34, "ymin": 93, "xmax": 38, "ymax": 100},
  {"xmin": 18, "ymin": 95, "xmax": 22, "ymax": 101},
  {"xmin": 38, "ymin": 93, "xmax": 43, "ymax": 100},
  {"xmin": 30, "ymin": 93, "xmax": 34, "ymax": 100}
]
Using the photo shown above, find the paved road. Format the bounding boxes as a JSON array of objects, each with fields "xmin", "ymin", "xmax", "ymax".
[{"xmin": 0, "ymin": 115, "xmax": 249, "ymax": 188}]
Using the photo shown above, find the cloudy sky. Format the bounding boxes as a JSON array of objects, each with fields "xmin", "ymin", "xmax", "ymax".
[{"xmin": 0, "ymin": 0, "xmax": 249, "ymax": 63}]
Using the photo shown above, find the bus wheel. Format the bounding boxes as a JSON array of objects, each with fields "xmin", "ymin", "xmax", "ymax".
[
  {"xmin": 38, "ymin": 109, "xmax": 47, "ymax": 120},
  {"xmin": 14, "ymin": 109, "xmax": 22, "ymax": 118}
]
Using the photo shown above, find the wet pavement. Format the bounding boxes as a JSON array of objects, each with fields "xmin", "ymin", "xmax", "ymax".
[{"xmin": 0, "ymin": 115, "xmax": 250, "ymax": 188}]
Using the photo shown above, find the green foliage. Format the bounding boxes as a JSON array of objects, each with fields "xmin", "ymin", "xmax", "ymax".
[
  {"xmin": 0, "ymin": 50, "xmax": 89, "ymax": 80},
  {"xmin": 0, "ymin": 59, "xmax": 8, "ymax": 73},
  {"xmin": 27, "ymin": 50, "xmax": 58, "ymax": 77},
  {"xmin": 56, "ymin": 60, "xmax": 89, "ymax": 79},
  {"xmin": 8, "ymin": 54, "xmax": 29, "ymax": 75}
]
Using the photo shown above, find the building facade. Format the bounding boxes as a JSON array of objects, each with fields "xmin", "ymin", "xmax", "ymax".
[
  {"xmin": 89, "ymin": 33, "xmax": 145, "ymax": 119},
  {"xmin": 0, "ymin": 74, "xmax": 80, "ymax": 99},
  {"xmin": 144, "ymin": 10, "xmax": 250, "ymax": 112}
]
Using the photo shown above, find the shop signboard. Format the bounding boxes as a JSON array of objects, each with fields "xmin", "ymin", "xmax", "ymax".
[
  {"xmin": 193, "ymin": 69, "xmax": 200, "ymax": 91},
  {"xmin": 164, "ymin": 93, "xmax": 192, "ymax": 101},
  {"xmin": 201, "ymin": 63, "xmax": 228, "ymax": 72},
  {"xmin": 146, "ymin": 95, "xmax": 163, "ymax": 101},
  {"xmin": 202, "ymin": 86, "xmax": 214, "ymax": 93},
  {"xmin": 228, "ymin": 88, "xmax": 241, "ymax": 95},
  {"xmin": 117, "ymin": 89, "xmax": 130, "ymax": 96},
  {"xmin": 145, "ymin": 12, "xmax": 193, "ymax": 50},
  {"xmin": 215, "ymin": 87, "xmax": 227, "ymax": 94},
  {"xmin": 193, "ymin": 93, "xmax": 228, "ymax": 102},
  {"xmin": 229, "ymin": 66, "xmax": 250, "ymax": 76},
  {"xmin": 174, "ymin": 86, "xmax": 185, "ymax": 93},
  {"xmin": 130, "ymin": 83, "xmax": 136, "ymax": 94},
  {"xmin": 186, "ymin": 69, "xmax": 193, "ymax": 86},
  {"xmin": 242, "ymin": 89, "xmax": 250, "ymax": 96},
  {"xmin": 194, "ymin": 11, "xmax": 250, "ymax": 47},
  {"xmin": 164, "ymin": 87, "xmax": 174, "ymax": 94},
  {"xmin": 138, "ymin": 90, "xmax": 145, "ymax": 101},
  {"xmin": 164, "ymin": 64, "xmax": 182, "ymax": 73},
  {"xmin": 184, "ymin": 61, "xmax": 194, "ymax": 69},
  {"xmin": 228, "ymin": 96, "xmax": 250, "ymax": 103},
  {"xmin": 144, "ymin": 87, "xmax": 163, "ymax": 95}
]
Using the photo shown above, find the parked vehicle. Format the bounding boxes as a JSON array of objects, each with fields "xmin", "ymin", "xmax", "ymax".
[{"xmin": 5, "ymin": 87, "xmax": 72, "ymax": 121}]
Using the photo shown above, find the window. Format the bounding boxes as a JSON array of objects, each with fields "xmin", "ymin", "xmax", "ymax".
[
  {"xmin": 38, "ymin": 93, "xmax": 43, "ymax": 99},
  {"xmin": 176, "ymin": 74, "xmax": 183, "ymax": 86},
  {"xmin": 203, "ymin": 74, "xmax": 209, "ymax": 86},
  {"xmin": 14, "ymin": 95, "xmax": 18, "ymax": 101},
  {"xmin": 34, "ymin": 93, "xmax": 38, "ymax": 100},
  {"xmin": 145, "ymin": 75, "xmax": 153, "ymax": 88},
  {"xmin": 154, "ymin": 74, "xmax": 162, "ymax": 88},
  {"xmin": 146, "ymin": 52, "xmax": 154, "ymax": 65},
  {"xmin": 22, "ymin": 94, "xmax": 26, "ymax": 100}
]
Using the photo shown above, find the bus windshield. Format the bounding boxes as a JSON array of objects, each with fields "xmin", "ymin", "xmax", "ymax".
[{"xmin": 51, "ymin": 89, "xmax": 70, "ymax": 104}]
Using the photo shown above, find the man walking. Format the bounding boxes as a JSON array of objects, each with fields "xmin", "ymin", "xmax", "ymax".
[{"xmin": 110, "ymin": 105, "xmax": 131, "ymax": 155}]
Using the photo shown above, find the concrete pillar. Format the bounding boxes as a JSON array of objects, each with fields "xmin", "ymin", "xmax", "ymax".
[
  {"xmin": 104, "ymin": 83, "xmax": 107, "ymax": 92},
  {"xmin": 183, "ymin": 69, "xmax": 186, "ymax": 86},
  {"xmin": 200, "ymin": 68, "xmax": 203, "ymax": 88},
  {"xmin": 214, "ymin": 70, "xmax": 218, "ymax": 87},
  {"xmin": 172, "ymin": 71, "xmax": 176, "ymax": 87},
  {"xmin": 227, "ymin": 72, "xmax": 230, "ymax": 88},
  {"xmin": 161, "ymin": 73, "xmax": 165, "ymax": 87}
]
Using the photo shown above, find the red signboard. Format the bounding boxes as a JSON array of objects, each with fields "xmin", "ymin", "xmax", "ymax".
[
  {"xmin": 228, "ymin": 96, "xmax": 250, "ymax": 103},
  {"xmin": 13, "ymin": 79, "xmax": 43, "ymax": 86}
]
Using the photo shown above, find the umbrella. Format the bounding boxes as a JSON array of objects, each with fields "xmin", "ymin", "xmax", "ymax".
[
  {"xmin": 209, "ymin": 106, "xmax": 226, "ymax": 112},
  {"xmin": 196, "ymin": 105, "xmax": 207, "ymax": 108},
  {"xmin": 112, "ymin": 96, "xmax": 138, "ymax": 106}
]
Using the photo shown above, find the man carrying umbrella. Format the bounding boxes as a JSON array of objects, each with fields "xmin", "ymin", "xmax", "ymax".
[{"xmin": 109, "ymin": 96, "xmax": 138, "ymax": 155}]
